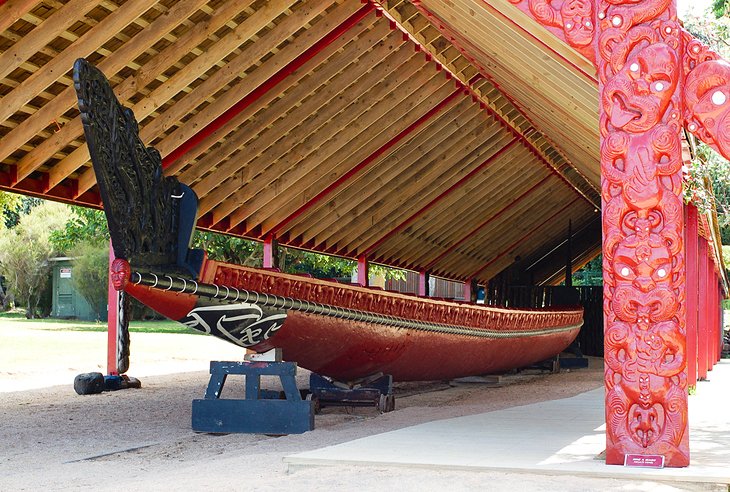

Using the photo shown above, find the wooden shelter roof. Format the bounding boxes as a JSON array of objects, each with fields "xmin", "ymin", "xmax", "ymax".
[{"xmin": 0, "ymin": 0, "xmax": 603, "ymax": 285}]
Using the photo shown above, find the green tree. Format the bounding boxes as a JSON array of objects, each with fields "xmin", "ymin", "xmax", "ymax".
[
  {"xmin": 712, "ymin": 0, "xmax": 728, "ymax": 18},
  {"xmin": 572, "ymin": 255, "xmax": 603, "ymax": 286},
  {"xmin": 70, "ymin": 241, "xmax": 110, "ymax": 320},
  {"xmin": 0, "ymin": 202, "xmax": 68, "ymax": 317},
  {"xmin": 49, "ymin": 206, "xmax": 109, "ymax": 253}
]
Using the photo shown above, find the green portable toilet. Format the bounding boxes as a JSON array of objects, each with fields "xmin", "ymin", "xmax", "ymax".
[{"xmin": 50, "ymin": 258, "xmax": 106, "ymax": 321}]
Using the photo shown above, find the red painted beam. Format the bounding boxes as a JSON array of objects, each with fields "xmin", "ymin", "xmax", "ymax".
[
  {"xmin": 684, "ymin": 204, "xmax": 698, "ymax": 387},
  {"xmin": 468, "ymin": 197, "xmax": 580, "ymax": 279},
  {"xmin": 266, "ymin": 89, "xmax": 463, "ymax": 238},
  {"xmin": 0, "ymin": 170, "xmax": 101, "ymax": 208},
  {"xmin": 369, "ymin": 0, "xmax": 598, "ymax": 210},
  {"xmin": 422, "ymin": 173, "xmax": 554, "ymax": 271},
  {"xmin": 161, "ymin": 3, "xmax": 376, "ymax": 171},
  {"xmin": 362, "ymin": 137, "xmax": 519, "ymax": 257}
]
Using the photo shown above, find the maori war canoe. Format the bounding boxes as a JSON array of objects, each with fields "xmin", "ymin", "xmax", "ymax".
[{"xmin": 74, "ymin": 58, "xmax": 583, "ymax": 383}]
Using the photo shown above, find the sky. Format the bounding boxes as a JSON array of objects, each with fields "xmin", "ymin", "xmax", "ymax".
[{"xmin": 678, "ymin": 0, "xmax": 713, "ymax": 18}]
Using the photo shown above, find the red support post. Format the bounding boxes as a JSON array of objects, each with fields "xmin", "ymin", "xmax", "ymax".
[
  {"xmin": 685, "ymin": 205, "xmax": 698, "ymax": 388},
  {"xmin": 107, "ymin": 247, "xmax": 119, "ymax": 376},
  {"xmin": 418, "ymin": 270, "xmax": 429, "ymax": 297},
  {"xmin": 463, "ymin": 278, "xmax": 472, "ymax": 302},
  {"xmin": 598, "ymin": 0, "xmax": 689, "ymax": 466},
  {"xmin": 263, "ymin": 234, "xmax": 278, "ymax": 270},
  {"xmin": 357, "ymin": 255, "xmax": 369, "ymax": 287},
  {"xmin": 698, "ymin": 237, "xmax": 709, "ymax": 380}
]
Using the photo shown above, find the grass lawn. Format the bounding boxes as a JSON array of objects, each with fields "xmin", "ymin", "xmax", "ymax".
[{"xmin": 0, "ymin": 310, "xmax": 200, "ymax": 335}]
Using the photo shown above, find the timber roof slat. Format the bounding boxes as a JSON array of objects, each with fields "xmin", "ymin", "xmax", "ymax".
[
  {"xmin": 283, "ymin": 96, "xmax": 476, "ymax": 245},
  {"xmin": 225, "ymin": 65, "xmax": 449, "ymax": 232},
  {"xmin": 166, "ymin": 14, "xmax": 383, "ymax": 179},
  {"xmin": 0, "ymin": 0, "xmax": 606, "ymax": 285}
]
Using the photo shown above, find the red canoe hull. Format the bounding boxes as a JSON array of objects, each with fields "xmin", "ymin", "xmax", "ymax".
[{"xmin": 125, "ymin": 260, "xmax": 583, "ymax": 382}]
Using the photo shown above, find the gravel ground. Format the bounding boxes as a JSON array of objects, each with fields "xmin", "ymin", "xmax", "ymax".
[{"xmin": 0, "ymin": 322, "xmax": 725, "ymax": 491}]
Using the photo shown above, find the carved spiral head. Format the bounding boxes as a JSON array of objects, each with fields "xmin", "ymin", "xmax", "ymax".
[{"xmin": 685, "ymin": 60, "xmax": 730, "ymax": 160}]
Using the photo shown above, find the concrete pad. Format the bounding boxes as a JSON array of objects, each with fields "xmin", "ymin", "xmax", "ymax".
[{"xmin": 285, "ymin": 360, "xmax": 730, "ymax": 484}]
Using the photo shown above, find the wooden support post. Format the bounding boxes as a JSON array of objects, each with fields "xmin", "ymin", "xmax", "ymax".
[
  {"xmin": 685, "ymin": 205, "xmax": 698, "ymax": 387},
  {"xmin": 357, "ymin": 255, "xmax": 369, "ymax": 287},
  {"xmin": 565, "ymin": 220, "xmax": 572, "ymax": 288},
  {"xmin": 599, "ymin": 0, "xmax": 689, "ymax": 466},
  {"xmin": 107, "ymin": 247, "xmax": 119, "ymax": 376},
  {"xmin": 463, "ymin": 278, "xmax": 472, "ymax": 302},
  {"xmin": 418, "ymin": 270, "xmax": 429, "ymax": 297},
  {"xmin": 698, "ymin": 237, "xmax": 709, "ymax": 380},
  {"xmin": 263, "ymin": 234, "xmax": 279, "ymax": 270}
]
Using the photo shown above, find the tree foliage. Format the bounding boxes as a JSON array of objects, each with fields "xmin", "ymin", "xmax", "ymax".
[
  {"xmin": 49, "ymin": 206, "xmax": 109, "ymax": 253},
  {"xmin": 0, "ymin": 202, "xmax": 68, "ymax": 317},
  {"xmin": 572, "ymin": 255, "xmax": 603, "ymax": 286},
  {"xmin": 70, "ymin": 241, "xmax": 110, "ymax": 320},
  {"xmin": 48, "ymin": 207, "xmax": 400, "ymax": 280}
]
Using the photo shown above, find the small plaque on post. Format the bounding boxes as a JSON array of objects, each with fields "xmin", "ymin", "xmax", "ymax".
[{"xmin": 624, "ymin": 454, "xmax": 665, "ymax": 468}]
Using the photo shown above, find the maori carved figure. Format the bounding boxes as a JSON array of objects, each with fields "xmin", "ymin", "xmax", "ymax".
[
  {"xmin": 507, "ymin": 0, "xmax": 596, "ymax": 61},
  {"xmin": 684, "ymin": 57, "xmax": 730, "ymax": 159},
  {"xmin": 598, "ymin": 0, "xmax": 689, "ymax": 467}
]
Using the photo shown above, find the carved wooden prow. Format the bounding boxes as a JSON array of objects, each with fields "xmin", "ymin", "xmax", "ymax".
[{"xmin": 73, "ymin": 58, "xmax": 204, "ymax": 278}]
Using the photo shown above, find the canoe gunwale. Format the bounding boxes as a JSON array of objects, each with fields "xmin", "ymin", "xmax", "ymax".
[{"xmin": 131, "ymin": 270, "xmax": 583, "ymax": 340}]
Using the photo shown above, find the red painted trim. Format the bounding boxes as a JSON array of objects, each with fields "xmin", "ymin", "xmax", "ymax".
[
  {"xmin": 357, "ymin": 255, "xmax": 369, "ymax": 287},
  {"xmin": 422, "ymin": 174, "xmax": 554, "ymax": 270},
  {"xmin": 161, "ymin": 4, "xmax": 376, "ymax": 171},
  {"xmin": 107, "ymin": 247, "xmax": 119, "ymax": 375},
  {"xmin": 266, "ymin": 89, "xmax": 463, "ymax": 238},
  {"xmin": 468, "ymin": 197, "xmax": 580, "ymax": 279},
  {"xmin": 0, "ymin": 172, "xmax": 102, "ymax": 207},
  {"xmin": 369, "ymin": 1, "xmax": 598, "ymax": 209},
  {"xmin": 685, "ymin": 205, "xmax": 698, "ymax": 387},
  {"xmin": 362, "ymin": 138, "xmax": 519, "ymax": 257}
]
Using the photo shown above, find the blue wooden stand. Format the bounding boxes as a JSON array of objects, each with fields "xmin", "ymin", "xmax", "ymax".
[{"xmin": 192, "ymin": 361, "xmax": 314, "ymax": 434}]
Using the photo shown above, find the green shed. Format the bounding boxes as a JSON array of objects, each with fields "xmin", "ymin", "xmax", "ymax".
[{"xmin": 50, "ymin": 258, "xmax": 106, "ymax": 321}]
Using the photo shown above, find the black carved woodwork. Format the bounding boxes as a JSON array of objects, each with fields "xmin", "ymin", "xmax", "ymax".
[{"xmin": 73, "ymin": 58, "xmax": 203, "ymax": 277}]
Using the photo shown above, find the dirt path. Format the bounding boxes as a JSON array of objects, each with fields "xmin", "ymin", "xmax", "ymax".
[{"xmin": 0, "ymin": 322, "xmax": 723, "ymax": 491}]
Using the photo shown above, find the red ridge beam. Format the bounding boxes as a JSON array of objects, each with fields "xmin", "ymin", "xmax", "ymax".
[
  {"xmin": 161, "ymin": 3, "xmax": 376, "ymax": 170},
  {"xmin": 468, "ymin": 197, "xmax": 580, "ymax": 279},
  {"xmin": 423, "ymin": 173, "xmax": 554, "ymax": 271},
  {"xmin": 266, "ymin": 89, "xmax": 463, "ymax": 238},
  {"xmin": 362, "ymin": 137, "xmax": 519, "ymax": 257}
]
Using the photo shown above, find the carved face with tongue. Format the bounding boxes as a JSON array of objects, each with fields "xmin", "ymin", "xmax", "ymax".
[{"xmin": 605, "ymin": 43, "xmax": 678, "ymax": 133}]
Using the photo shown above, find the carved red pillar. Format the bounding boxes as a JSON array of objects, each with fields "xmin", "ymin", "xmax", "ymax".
[
  {"xmin": 684, "ymin": 205, "xmax": 698, "ymax": 387},
  {"xmin": 599, "ymin": 0, "xmax": 689, "ymax": 466}
]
